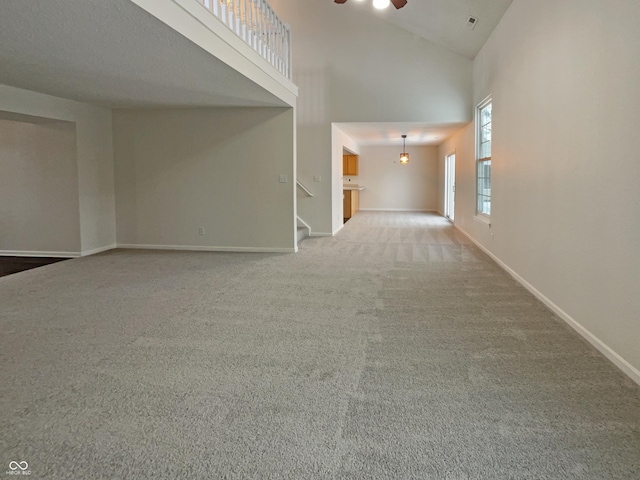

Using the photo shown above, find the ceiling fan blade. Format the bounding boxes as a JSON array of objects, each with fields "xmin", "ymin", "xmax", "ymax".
[
  {"xmin": 390, "ymin": 0, "xmax": 408, "ymax": 9},
  {"xmin": 334, "ymin": 0, "xmax": 348, "ymax": 4}
]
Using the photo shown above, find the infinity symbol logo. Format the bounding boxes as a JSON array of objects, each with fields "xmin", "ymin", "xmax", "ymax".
[{"xmin": 9, "ymin": 461, "xmax": 28, "ymax": 471}]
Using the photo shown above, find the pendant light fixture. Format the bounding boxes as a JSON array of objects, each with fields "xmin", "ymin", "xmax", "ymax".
[{"xmin": 400, "ymin": 135, "xmax": 409, "ymax": 165}]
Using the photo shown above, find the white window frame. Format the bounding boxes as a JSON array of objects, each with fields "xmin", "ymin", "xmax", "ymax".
[{"xmin": 475, "ymin": 96, "xmax": 492, "ymax": 224}]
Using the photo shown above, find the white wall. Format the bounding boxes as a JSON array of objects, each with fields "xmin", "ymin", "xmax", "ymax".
[
  {"xmin": 270, "ymin": 0, "xmax": 472, "ymax": 235},
  {"xmin": 439, "ymin": 0, "xmax": 640, "ymax": 381},
  {"xmin": 0, "ymin": 85, "xmax": 116, "ymax": 255},
  {"xmin": 0, "ymin": 118, "xmax": 80, "ymax": 255},
  {"xmin": 354, "ymin": 145, "xmax": 438, "ymax": 212},
  {"xmin": 113, "ymin": 107, "xmax": 296, "ymax": 252}
]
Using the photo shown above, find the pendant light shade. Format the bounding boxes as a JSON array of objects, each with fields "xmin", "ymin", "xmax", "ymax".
[{"xmin": 400, "ymin": 135, "xmax": 409, "ymax": 165}]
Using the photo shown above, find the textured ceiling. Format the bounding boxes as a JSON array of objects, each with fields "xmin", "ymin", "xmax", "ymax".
[
  {"xmin": 349, "ymin": 0, "xmax": 513, "ymax": 60},
  {"xmin": 335, "ymin": 122, "xmax": 468, "ymax": 146},
  {"xmin": 0, "ymin": 0, "xmax": 287, "ymax": 108}
]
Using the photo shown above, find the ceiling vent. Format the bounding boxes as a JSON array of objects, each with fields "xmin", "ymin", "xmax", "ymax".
[{"xmin": 466, "ymin": 16, "xmax": 478, "ymax": 30}]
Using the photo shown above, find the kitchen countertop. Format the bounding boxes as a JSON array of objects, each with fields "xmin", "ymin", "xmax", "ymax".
[{"xmin": 343, "ymin": 185, "xmax": 366, "ymax": 191}]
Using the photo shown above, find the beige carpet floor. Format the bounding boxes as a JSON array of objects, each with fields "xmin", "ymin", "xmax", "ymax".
[{"xmin": 1, "ymin": 212, "xmax": 639, "ymax": 479}]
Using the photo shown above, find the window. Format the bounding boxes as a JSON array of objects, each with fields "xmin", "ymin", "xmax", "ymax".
[{"xmin": 476, "ymin": 97, "xmax": 492, "ymax": 217}]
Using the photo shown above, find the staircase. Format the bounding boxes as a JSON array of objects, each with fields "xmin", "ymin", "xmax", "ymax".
[
  {"xmin": 296, "ymin": 215, "xmax": 310, "ymax": 244},
  {"xmin": 296, "ymin": 224, "xmax": 309, "ymax": 244},
  {"xmin": 296, "ymin": 181, "xmax": 313, "ymax": 245}
]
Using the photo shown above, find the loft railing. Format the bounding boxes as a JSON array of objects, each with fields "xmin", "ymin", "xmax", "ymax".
[{"xmin": 198, "ymin": 0, "xmax": 292, "ymax": 80}]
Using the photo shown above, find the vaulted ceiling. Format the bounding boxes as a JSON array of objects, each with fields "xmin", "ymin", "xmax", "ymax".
[
  {"xmin": 277, "ymin": 0, "xmax": 515, "ymax": 145},
  {"xmin": 0, "ymin": 0, "xmax": 514, "ymax": 145},
  {"xmin": 338, "ymin": 0, "xmax": 513, "ymax": 59}
]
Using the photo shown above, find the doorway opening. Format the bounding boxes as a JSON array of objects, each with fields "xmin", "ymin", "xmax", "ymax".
[
  {"xmin": 0, "ymin": 112, "xmax": 80, "ymax": 261},
  {"xmin": 444, "ymin": 153, "xmax": 455, "ymax": 222}
]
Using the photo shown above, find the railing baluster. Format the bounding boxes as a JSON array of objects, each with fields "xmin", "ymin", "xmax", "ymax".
[
  {"xmin": 240, "ymin": 0, "xmax": 246, "ymax": 41},
  {"xmin": 273, "ymin": 17, "xmax": 278, "ymax": 72},
  {"xmin": 287, "ymin": 25, "xmax": 292, "ymax": 79},
  {"xmin": 245, "ymin": 0, "xmax": 250, "ymax": 44},
  {"xmin": 256, "ymin": 0, "xmax": 263, "ymax": 56},
  {"xmin": 264, "ymin": 4, "xmax": 269, "ymax": 61},
  {"xmin": 278, "ymin": 19, "xmax": 282, "ymax": 75},
  {"xmin": 240, "ymin": 0, "xmax": 246, "ymax": 43},
  {"xmin": 247, "ymin": 0, "xmax": 254, "ymax": 48},
  {"xmin": 235, "ymin": 0, "xmax": 241, "ymax": 38},
  {"xmin": 268, "ymin": 4, "xmax": 272, "ymax": 61},
  {"xmin": 232, "ymin": 0, "xmax": 237, "ymax": 35},
  {"xmin": 261, "ymin": 0, "xmax": 267, "ymax": 59}
]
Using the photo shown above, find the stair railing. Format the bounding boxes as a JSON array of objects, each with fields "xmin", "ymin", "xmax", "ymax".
[
  {"xmin": 197, "ymin": 0, "xmax": 292, "ymax": 80},
  {"xmin": 296, "ymin": 180, "xmax": 314, "ymax": 197}
]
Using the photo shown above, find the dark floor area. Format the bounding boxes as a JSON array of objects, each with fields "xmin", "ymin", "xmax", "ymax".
[{"xmin": 0, "ymin": 256, "xmax": 68, "ymax": 278}]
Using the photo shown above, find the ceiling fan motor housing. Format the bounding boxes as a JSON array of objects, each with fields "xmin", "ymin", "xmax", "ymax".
[{"xmin": 334, "ymin": 0, "xmax": 408, "ymax": 9}]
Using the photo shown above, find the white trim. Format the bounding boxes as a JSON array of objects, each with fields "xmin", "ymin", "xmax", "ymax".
[
  {"xmin": 359, "ymin": 209, "xmax": 439, "ymax": 213},
  {"xmin": 80, "ymin": 244, "xmax": 116, "ymax": 257},
  {"xmin": 438, "ymin": 211, "xmax": 454, "ymax": 225},
  {"xmin": 455, "ymin": 225, "xmax": 640, "ymax": 386},
  {"xmin": 476, "ymin": 95, "xmax": 492, "ymax": 110},
  {"xmin": 296, "ymin": 181, "xmax": 314, "ymax": 197},
  {"xmin": 296, "ymin": 216, "xmax": 311, "ymax": 230},
  {"xmin": 475, "ymin": 95, "xmax": 492, "ymax": 219},
  {"xmin": 116, "ymin": 244, "xmax": 295, "ymax": 253},
  {"xmin": 0, "ymin": 250, "xmax": 79, "ymax": 258},
  {"xmin": 474, "ymin": 214, "xmax": 491, "ymax": 227},
  {"xmin": 310, "ymin": 232, "xmax": 333, "ymax": 237}
]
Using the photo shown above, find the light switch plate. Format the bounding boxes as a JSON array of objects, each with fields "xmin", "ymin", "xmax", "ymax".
[
  {"xmin": 313, "ymin": 175, "xmax": 321, "ymax": 182},
  {"xmin": 279, "ymin": 175, "xmax": 288, "ymax": 183}
]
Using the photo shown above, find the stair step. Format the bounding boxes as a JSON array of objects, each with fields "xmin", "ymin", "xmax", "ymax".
[{"xmin": 297, "ymin": 226, "xmax": 309, "ymax": 243}]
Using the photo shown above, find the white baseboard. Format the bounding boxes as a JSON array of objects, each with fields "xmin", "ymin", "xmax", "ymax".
[
  {"xmin": 0, "ymin": 250, "xmax": 79, "ymax": 258},
  {"xmin": 311, "ymin": 232, "xmax": 333, "ymax": 237},
  {"xmin": 81, "ymin": 244, "xmax": 116, "ymax": 257},
  {"xmin": 116, "ymin": 244, "xmax": 295, "ymax": 254},
  {"xmin": 359, "ymin": 208, "xmax": 438, "ymax": 213},
  {"xmin": 455, "ymin": 225, "xmax": 640, "ymax": 386}
]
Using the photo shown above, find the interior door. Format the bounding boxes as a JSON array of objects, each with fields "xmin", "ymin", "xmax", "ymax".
[{"xmin": 445, "ymin": 153, "xmax": 456, "ymax": 221}]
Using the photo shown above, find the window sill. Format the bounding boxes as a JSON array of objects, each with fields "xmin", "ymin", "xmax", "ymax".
[{"xmin": 474, "ymin": 215, "xmax": 491, "ymax": 227}]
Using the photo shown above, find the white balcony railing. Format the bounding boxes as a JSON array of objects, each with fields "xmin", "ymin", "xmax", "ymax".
[{"xmin": 198, "ymin": 0, "xmax": 292, "ymax": 80}]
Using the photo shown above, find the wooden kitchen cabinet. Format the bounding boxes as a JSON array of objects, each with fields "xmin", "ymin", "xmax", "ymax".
[
  {"xmin": 343, "ymin": 189, "xmax": 360, "ymax": 220},
  {"xmin": 343, "ymin": 154, "xmax": 359, "ymax": 176}
]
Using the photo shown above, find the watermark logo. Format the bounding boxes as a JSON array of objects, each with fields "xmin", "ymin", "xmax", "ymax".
[{"xmin": 6, "ymin": 461, "xmax": 30, "ymax": 476}]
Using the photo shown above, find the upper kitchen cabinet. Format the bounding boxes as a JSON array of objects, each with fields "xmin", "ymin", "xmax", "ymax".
[{"xmin": 343, "ymin": 154, "xmax": 359, "ymax": 176}]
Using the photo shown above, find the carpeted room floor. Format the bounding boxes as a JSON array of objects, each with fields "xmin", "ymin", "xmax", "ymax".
[{"xmin": 1, "ymin": 212, "xmax": 639, "ymax": 479}]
